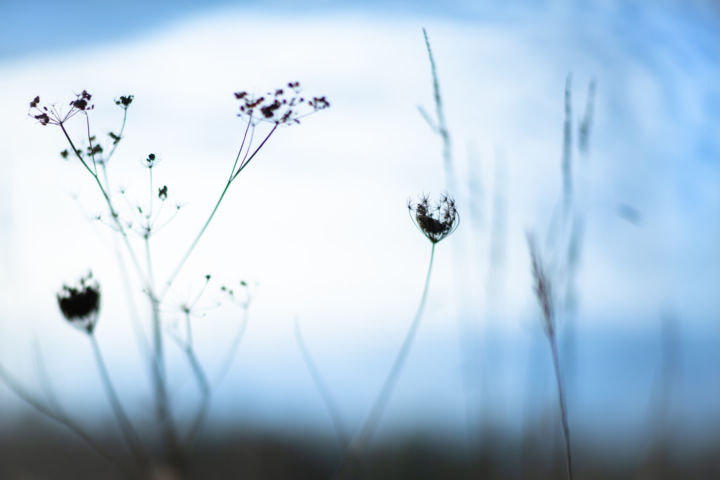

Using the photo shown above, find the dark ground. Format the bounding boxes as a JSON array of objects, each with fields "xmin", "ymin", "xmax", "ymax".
[{"xmin": 0, "ymin": 419, "xmax": 718, "ymax": 479}]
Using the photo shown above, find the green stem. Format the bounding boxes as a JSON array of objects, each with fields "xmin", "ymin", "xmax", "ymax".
[
  {"xmin": 106, "ymin": 107, "xmax": 129, "ymax": 163},
  {"xmin": 59, "ymin": 123, "xmax": 146, "ymax": 283},
  {"xmin": 160, "ymin": 124, "xmax": 277, "ymax": 300}
]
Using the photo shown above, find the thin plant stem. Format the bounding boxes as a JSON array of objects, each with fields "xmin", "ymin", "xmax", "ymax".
[
  {"xmin": 59, "ymin": 123, "xmax": 146, "ymax": 283},
  {"xmin": 183, "ymin": 343, "xmax": 211, "ymax": 447},
  {"xmin": 421, "ymin": 30, "xmax": 479, "ymax": 449},
  {"xmin": 422, "ymin": 28, "xmax": 454, "ymax": 193},
  {"xmin": 212, "ymin": 306, "xmax": 250, "ymax": 388},
  {"xmin": 89, "ymin": 334, "xmax": 148, "ymax": 466},
  {"xmin": 32, "ymin": 337, "xmax": 63, "ymax": 413},
  {"xmin": 230, "ymin": 123, "xmax": 275, "ymax": 182},
  {"xmin": 0, "ymin": 363, "xmax": 133, "ymax": 476},
  {"xmin": 144, "ymin": 235, "xmax": 183, "ymax": 465},
  {"xmin": 179, "ymin": 310, "xmax": 210, "ymax": 446},
  {"xmin": 148, "ymin": 167, "xmax": 154, "ymax": 221},
  {"xmin": 144, "ymin": 234, "xmax": 164, "ymax": 383},
  {"xmin": 353, "ymin": 242, "xmax": 436, "ymax": 453},
  {"xmin": 562, "ymin": 74, "xmax": 573, "ymax": 217},
  {"xmin": 295, "ymin": 318, "xmax": 349, "ymax": 449},
  {"xmin": 105, "ymin": 107, "xmax": 129, "ymax": 163},
  {"xmin": 333, "ymin": 243, "xmax": 437, "ymax": 480},
  {"xmin": 549, "ymin": 333, "xmax": 574, "ymax": 480},
  {"xmin": 160, "ymin": 124, "xmax": 277, "ymax": 300},
  {"xmin": 100, "ymin": 162, "xmax": 155, "ymax": 399}
]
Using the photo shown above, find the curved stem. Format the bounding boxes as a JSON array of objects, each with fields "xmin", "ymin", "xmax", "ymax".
[
  {"xmin": 89, "ymin": 335, "xmax": 148, "ymax": 465},
  {"xmin": 212, "ymin": 306, "xmax": 250, "ymax": 389},
  {"xmin": 105, "ymin": 107, "xmax": 129, "ymax": 163},
  {"xmin": 353, "ymin": 242, "xmax": 436, "ymax": 453},
  {"xmin": 59, "ymin": 124, "xmax": 146, "ymax": 283},
  {"xmin": 295, "ymin": 318, "xmax": 349, "ymax": 449},
  {"xmin": 160, "ymin": 125, "xmax": 277, "ymax": 300},
  {"xmin": 0, "ymin": 363, "xmax": 132, "ymax": 476},
  {"xmin": 183, "ymin": 344, "xmax": 211, "ymax": 447}
]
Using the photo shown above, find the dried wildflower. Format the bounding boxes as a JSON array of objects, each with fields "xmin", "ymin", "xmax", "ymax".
[
  {"xmin": 408, "ymin": 193, "xmax": 459, "ymax": 243},
  {"xmin": 234, "ymin": 82, "xmax": 330, "ymax": 125},
  {"xmin": 28, "ymin": 90, "xmax": 94, "ymax": 126},
  {"xmin": 60, "ymin": 149, "xmax": 69, "ymax": 159},
  {"xmin": 57, "ymin": 272, "xmax": 101, "ymax": 334},
  {"xmin": 144, "ymin": 153, "xmax": 157, "ymax": 168},
  {"xmin": 88, "ymin": 144, "xmax": 103, "ymax": 156},
  {"xmin": 69, "ymin": 90, "xmax": 93, "ymax": 111},
  {"xmin": 115, "ymin": 94, "xmax": 134, "ymax": 108},
  {"xmin": 158, "ymin": 185, "xmax": 168, "ymax": 201},
  {"xmin": 34, "ymin": 112, "xmax": 50, "ymax": 125},
  {"xmin": 309, "ymin": 96, "xmax": 330, "ymax": 111}
]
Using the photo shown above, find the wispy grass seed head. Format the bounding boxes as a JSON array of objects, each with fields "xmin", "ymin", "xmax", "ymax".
[{"xmin": 527, "ymin": 233, "xmax": 555, "ymax": 336}]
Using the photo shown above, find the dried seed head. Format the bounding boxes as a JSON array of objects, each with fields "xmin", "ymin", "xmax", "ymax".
[
  {"xmin": 57, "ymin": 272, "xmax": 101, "ymax": 334},
  {"xmin": 234, "ymin": 82, "xmax": 330, "ymax": 125},
  {"xmin": 408, "ymin": 192, "xmax": 459, "ymax": 243},
  {"xmin": 144, "ymin": 153, "xmax": 157, "ymax": 168},
  {"xmin": 28, "ymin": 90, "xmax": 94, "ymax": 126},
  {"xmin": 115, "ymin": 94, "xmax": 134, "ymax": 108}
]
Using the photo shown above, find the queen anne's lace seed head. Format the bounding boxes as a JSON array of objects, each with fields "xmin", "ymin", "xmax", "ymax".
[
  {"xmin": 408, "ymin": 193, "xmax": 459, "ymax": 244},
  {"xmin": 57, "ymin": 272, "xmax": 101, "ymax": 334}
]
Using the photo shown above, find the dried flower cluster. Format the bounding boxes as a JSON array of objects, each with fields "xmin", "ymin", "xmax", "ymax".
[
  {"xmin": 115, "ymin": 95, "xmax": 134, "ymax": 108},
  {"xmin": 408, "ymin": 193, "xmax": 459, "ymax": 243},
  {"xmin": 57, "ymin": 272, "xmax": 101, "ymax": 334},
  {"xmin": 29, "ymin": 90, "xmax": 94, "ymax": 126},
  {"xmin": 234, "ymin": 81, "xmax": 330, "ymax": 125}
]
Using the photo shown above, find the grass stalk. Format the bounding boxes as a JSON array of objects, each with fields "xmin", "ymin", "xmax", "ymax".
[
  {"xmin": 549, "ymin": 332, "xmax": 574, "ymax": 480},
  {"xmin": 295, "ymin": 318, "xmax": 349, "ymax": 449}
]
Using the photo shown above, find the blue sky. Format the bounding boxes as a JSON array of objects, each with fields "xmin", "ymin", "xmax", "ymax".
[{"xmin": 0, "ymin": 0, "xmax": 718, "ymax": 447}]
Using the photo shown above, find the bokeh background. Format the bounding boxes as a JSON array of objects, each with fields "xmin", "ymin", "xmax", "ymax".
[{"xmin": 1, "ymin": 0, "xmax": 718, "ymax": 478}]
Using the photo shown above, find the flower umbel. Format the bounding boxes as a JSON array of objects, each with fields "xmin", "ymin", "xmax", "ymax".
[
  {"xmin": 57, "ymin": 272, "xmax": 101, "ymax": 334},
  {"xmin": 234, "ymin": 81, "xmax": 330, "ymax": 125},
  {"xmin": 29, "ymin": 90, "xmax": 94, "ymax": 126},
  {"xmin": 408, "ymin": 193, "xmax": 459, "ymax": 243}
]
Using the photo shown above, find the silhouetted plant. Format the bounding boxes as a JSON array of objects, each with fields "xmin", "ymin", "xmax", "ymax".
[
  {"xmin": 329, "ymin": 193, "xmax": 458, "ymax": 478},
  {"xmin": 2, "ymin": 84, "xmax": 329, "ymax": 478}
]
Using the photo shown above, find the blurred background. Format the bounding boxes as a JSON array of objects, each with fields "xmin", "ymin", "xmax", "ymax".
[{"xmin": 0, "ymin": 0, "xmax": 719, "ymax": 478}]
